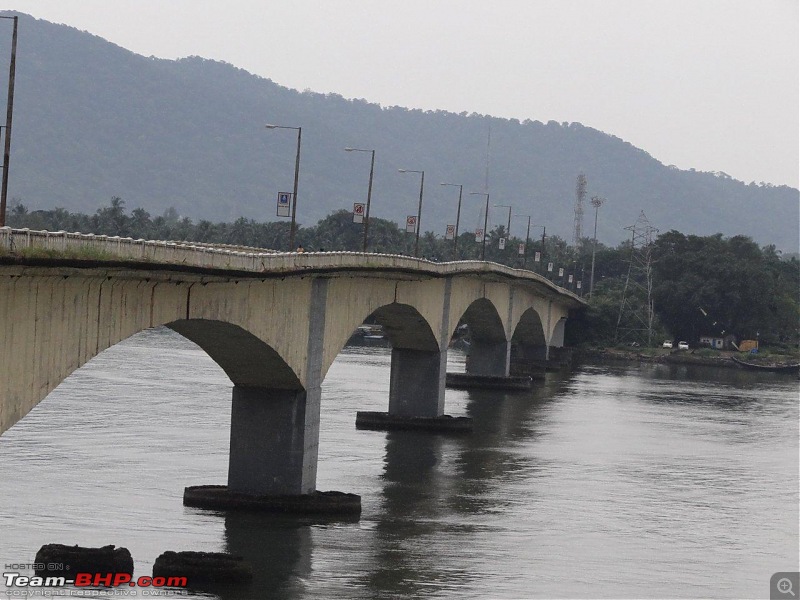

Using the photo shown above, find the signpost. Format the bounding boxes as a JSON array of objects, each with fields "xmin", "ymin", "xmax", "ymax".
[
  {"xmin": 277, "ymin": 192, "xmax": 292, "ymax": 217},
  {"xmin": 353, "ymin": 202, "xmax": 365, "ymax": 223},
  {"xmin": 445, "ymin": 224, "xmax": 455, "ymax": 240},
  {"xmin": 475, "ymin": 228, "xmax": 484, "ymax": 243},
  {"xmin": 498, "ymin": 238, "xmax": 506, "ymax": 250},
  {"xmin": 535, "ymin": 251, "xmax": 541, "ymax": 262},
  {"xmin": 518, "ymin": 243, "xmax": 525, "ymax": 255},
  {"xmin": 406, "ymin": 215, "xmax": 417, "ymax": 233}
]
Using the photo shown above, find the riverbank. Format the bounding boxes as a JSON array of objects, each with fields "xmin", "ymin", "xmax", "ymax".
[{"xmin": 574, "ymin": 347, "xmax": 800, "ymax": 370}]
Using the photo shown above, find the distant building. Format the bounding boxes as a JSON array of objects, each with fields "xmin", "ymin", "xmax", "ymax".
[{"xmin": 699, "ymin": 335, "xmax": 724, "ymax": 350}]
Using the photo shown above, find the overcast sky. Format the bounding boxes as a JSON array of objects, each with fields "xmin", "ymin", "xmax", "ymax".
[{"xmin": 9, "ymin": 0, "xmax": 800, "ymax": 188}]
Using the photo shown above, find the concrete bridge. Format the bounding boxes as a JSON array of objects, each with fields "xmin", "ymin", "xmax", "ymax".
[{"xmin": 0, "ymin": 227, "xmax": 584, "ymax": 502}]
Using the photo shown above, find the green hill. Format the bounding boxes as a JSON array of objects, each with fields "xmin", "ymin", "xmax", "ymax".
[{"xmin": 1, "ymin": 11, "xmax": 797, "ymax": 249}]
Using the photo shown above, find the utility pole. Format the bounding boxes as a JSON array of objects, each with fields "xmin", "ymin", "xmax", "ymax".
[
  {"xmin": 589, "ymin": 196, "xmax": 605, "ymax": 298},
  {"xmin": 0, "ymin": 15, "xmax": 18, "ymax": 227}
]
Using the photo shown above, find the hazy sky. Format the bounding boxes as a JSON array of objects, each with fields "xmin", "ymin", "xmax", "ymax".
[{"xmin": 8, "ymin": 0, "xmax": 800, "ymax": 188}]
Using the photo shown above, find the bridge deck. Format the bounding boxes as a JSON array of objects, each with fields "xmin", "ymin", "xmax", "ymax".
[{"xmin": 0, "ymin": 227, "xmax": 585, "ymax": 306}]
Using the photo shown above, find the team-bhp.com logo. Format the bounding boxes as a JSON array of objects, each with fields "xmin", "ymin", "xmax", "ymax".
[{"xmin": 4, "ymin": 571, "xmax": 187, "ymax": 590}]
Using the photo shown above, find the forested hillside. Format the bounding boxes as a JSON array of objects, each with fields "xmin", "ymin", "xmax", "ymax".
[{"xmin": 1, "ymin": 11, "xmax": 797, "ymax": 249}]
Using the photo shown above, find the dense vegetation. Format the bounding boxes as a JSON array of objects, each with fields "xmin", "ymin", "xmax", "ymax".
[
  {"xmin": 1, "ymin": 11, "xmax": 798, "ymax": 250},
  {"xmin": 9, "ymin": 198, "xmax": 798, "ymax": 350}
]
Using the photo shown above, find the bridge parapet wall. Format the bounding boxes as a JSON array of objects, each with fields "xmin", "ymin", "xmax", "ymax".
[{"xmin": 0, "ymin": 227, "xmax": 584, "ymax": 305}]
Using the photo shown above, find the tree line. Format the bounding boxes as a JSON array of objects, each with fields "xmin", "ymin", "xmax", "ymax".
[{"xmin": 8, "ymin": 198, "xmax": 798, "ymax": 350}]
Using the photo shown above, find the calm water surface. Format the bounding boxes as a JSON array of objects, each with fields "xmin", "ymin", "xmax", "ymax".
[{"xmin": 1, "ymin": 328, "xmax": 798, "ymax": 599}]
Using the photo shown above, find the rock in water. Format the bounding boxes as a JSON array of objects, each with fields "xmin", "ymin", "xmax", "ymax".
[{"xmin": 34, "ymin": 544, "xmax": 133, "ymax": 577}]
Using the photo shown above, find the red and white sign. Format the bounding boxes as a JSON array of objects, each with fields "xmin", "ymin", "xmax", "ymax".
[
  {"xmin": 475, "ymin": 229, "xmax": 484, "ymax": 242},
  {"xmin": 406, "ymin": 215, "xmax": 417, "ymax": 233},
  {"xmin": 518, "ymin": 243, "xmax": 525, "ymax": 255},
  {"xmin": 353, "ymin": 203, "xmax": 365, "ymax": 223},
  {"xmin": 445, "ymin": 224, "xmax": 456, "ymax": 240}
]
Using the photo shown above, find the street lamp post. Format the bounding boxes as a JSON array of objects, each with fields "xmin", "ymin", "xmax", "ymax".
[
  {"xmin": 494, "ymin": 204, "xmax": 512, "ymax": 237},
  {"xmin": 469, "ymin": 192, "xmax": 490, "ymax": 260},
  {"xmin": 345, "ymin": 147, "xmax": 375, "ymax": 252},
  {"xmin": 494, "ymin": 204, "xmax": 512, "ymax": 250},
  {"xmin": 514, "ymin": 214, "xmax": 531, "ymax": 268},
  {"xmin": 440, "ymin": 182, "xmax": 463, "ymax": 259},
  {"xmin": 0, "ymin": 15, "xmax": 18, "ymax": 228},
  {"xmin": 529, "ymin": 224, "xmax": 545, "ymax": 272},
  {"xmin": 589, "ymin": 196, "xmax": 605, "ymax": 298},
  {"xmin": 265, "ymin": 123, "xmax": 302, "ymax": 251},
  {"xmin": 398, "ymin": 169, "xmax": 425, "ymax": 257}
]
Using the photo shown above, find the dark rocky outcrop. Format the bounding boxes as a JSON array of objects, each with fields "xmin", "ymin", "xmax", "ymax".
[{"xmin": 34, "ymin": 544, "xmax": 133, "ymax": 577}]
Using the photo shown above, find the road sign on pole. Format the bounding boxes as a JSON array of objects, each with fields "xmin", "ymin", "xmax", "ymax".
[
  {"xmin": 406, "ymin": 215, "xmax": 417, "ymax": 233},
  {"xmin": 277, "ymin": 192, "xmax": 292, "ymax": 217},
  {"xmin": 498, "ymin": 238, "xmax": 506, "ymax": 250},
  {"xmin": 518, "ymin": 243, "xmax": 525, "ymax": 255},
  {"xmin": 353, "ymin": 202, "xmax": 365, "ymax": 223},
  {"xmin": 535, "ymin": 251, "xmax": 541, "ymax": 262},
  {"xmin": 475, "ymin": 228, "xmax": 484, "ymax": 242},
  {"xmin": 445, "ymin": 224, "xmax": 455, "ymax": 240}
]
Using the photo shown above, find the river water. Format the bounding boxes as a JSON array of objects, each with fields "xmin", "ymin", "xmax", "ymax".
[{"xmin": 1, "ymin": 327, "xmax": 798, "ymax": 599}]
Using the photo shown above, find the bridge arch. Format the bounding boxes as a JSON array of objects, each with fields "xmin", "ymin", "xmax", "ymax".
[
  {"xmin": 369, "ymin": 303, "xmax": 440, "ymax": 352},
  {"xmin": 454, "ymin": 297, "xmax": 510, "ymax": 376},
  {"xmin": 167, "ymin": 319, "xmax": 301, "ymax": 390},
  {"xmin": 320, "ymin": 294, "xmax": 442, "ymax": 384},
  {"xmin": 452, "ymin": 297, "xmax": 507, "ymax": 344},
  {"xmin": 510, "ymin": 307, "xmax": 547, "ymax": 346},
  {"xmin": 509, "ymin": 307, "xmax": 549, "ymax": 366}
]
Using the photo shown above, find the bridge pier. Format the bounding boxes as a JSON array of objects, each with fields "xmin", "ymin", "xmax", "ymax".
[
  {"xmin": 466, "ymin": 340, "xmax": 511, "ymax": 376},
  {"xmin": 388, "ymin": 348, "xmax": 446, "ymax": 418},
  {"xmin": 183, "ymin": 384, "xmax": 360, "ymax": 516},
  {"xmin": 358, "ymin": 347, "xmax": 471, "ymax": 432},
  {"xmin": 184, "ymin": 278, "xmax": 361, "ymax": 516},
  {"xmin": 227, "ymin": 385, "xmax": 319, "ymax": 496}
]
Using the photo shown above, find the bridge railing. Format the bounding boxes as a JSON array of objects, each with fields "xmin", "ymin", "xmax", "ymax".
[{"xmin": 0, "ymin": 227, "xmax": 585, "ymax": 303}]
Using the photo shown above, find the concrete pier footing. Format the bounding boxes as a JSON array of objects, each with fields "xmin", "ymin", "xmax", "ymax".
[
  {"xmin": 183, "ymin": 485, "xmax": 361, "ymax": 517},
  {"xmin": 355, "ymin": 411, "xmax": 472, "ymax": 433},
  {"xmin": 445, "ymin": 372, "xmax": 533, "ymax": 390}
]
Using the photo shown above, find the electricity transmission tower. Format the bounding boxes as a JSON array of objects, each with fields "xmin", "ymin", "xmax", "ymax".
[
  {"xmin": 615, "ymin": 211, "xmax": 659, "ymax": 346},
  {"xmin": 572, "ymin": 173, "xmax": 587, "ymax": 247}
]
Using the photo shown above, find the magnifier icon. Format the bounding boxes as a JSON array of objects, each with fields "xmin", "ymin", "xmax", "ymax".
[{"xmin": 778, "ymin": 578, "xmax": 796, "ymax": 597}]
